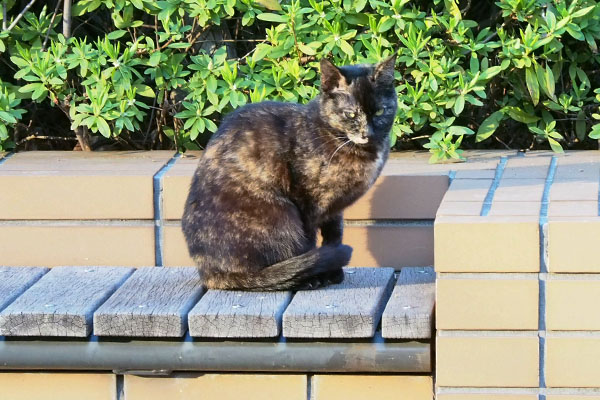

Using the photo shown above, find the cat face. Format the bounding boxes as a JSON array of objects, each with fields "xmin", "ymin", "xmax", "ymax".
[{"xmin": 319, "ymin": 56, "xmax": 398, "ymax": 146}]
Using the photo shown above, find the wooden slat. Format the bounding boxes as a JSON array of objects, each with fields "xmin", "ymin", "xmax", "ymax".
[
  {"xmin": 188, "ymin": 291, "xmax": 291, "ymax": 338},
  {"xmin": 282, "ymin": 267, "xmax": 395, "ymax": 338},
  {"xmin": 93, "ymin": 267, "xmax": 204, "ymax": 337},
  {"xmin": 382, "ymin": 267, "xmax": 435, "ymax": 339},
  {"xmin": 0, "ymin": 266, "xmax": 133, "ymax": 337},
  {"xmin": 0, "ymin": 267, "xmax": 48, "ymax": 312}
]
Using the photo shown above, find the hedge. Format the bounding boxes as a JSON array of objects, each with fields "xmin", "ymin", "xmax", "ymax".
[{"xmin": 0, "ymin": 0, "xmax": 599, "ymax": 161}]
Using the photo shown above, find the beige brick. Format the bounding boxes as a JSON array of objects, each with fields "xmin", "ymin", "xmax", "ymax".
[
  {"xmin": 344, "ymin": 175, "xmax": 448, "ymax": 220},
  {"xmin": 125, "ymin": 373, "xmax": 306, "ymax": 400},
  {"xmin": 1, "ymin": 150, "xmax": 173, "ymax": 171},
  {"xmin": 488, "ymin": 201, "xmax": 541, "ymax": 216},
  {"xmin": 453, "ymin": 169, "xmax": 497, "ymax": 179},
  {"xmin": 550, "ymin": 181, "xmax": 599, "ymax": 201},
  {"xmin": 0, "ymin": 172, "xmax": 154, "ymax": 219},
  {"xmin": 546, "ymin": 396, "xmax": 600, "ymax": 400},
  {"xmin": 436, "ymin": 335, "xmax": 539, "ymax": 387},
  {"xmin": 436, "ymin": 201, "xmax": 483, "ymax": 216},
  {"xmin": 313, "ymin": 375, "xmax": 432, "ymax": 400},
  {"xmin": 435, "ymin": 216, "xmax": 539, "ymax": 272},
  {"xmin": 0, "ymin": 223, "xmax": 154, "ymax": 266},
  {"xmin": 547, "ymin": 280, "xmax": 600, "ymax": 330},
  {"xmin": 0, "ymin": 372, "xmax": 115, "ymax": 400},
  {"xmin": 437, "ymin": 394, "xmax": 537, "ymax": 400},
  {"xmin": 546, "ymin": 337, "xmax": 600, "ymax": 387},
  {"xmin": 502, "ymin": 156, "xmax": 551, "ymax": 179},
  {"xmin": 548, "ymin": 218, "xmax": 600, "ymax": 272},
  {"xmin": 164, "ymin": 223, "xmax": 434, "ymax": 268},
  {"xmin": 436, "ymin": 278, "xmax": 538, "ymax": 330},
  {"xmin": 0, "ymin": 151, "xmax": 174, "ymax": 220},
  {"xmin": 493, "ymin": 179, "xmax": 545, "ymax": 202},
  {"xmin": 548, "ymin": 201, "xmax": 599, "ymax": 217},
  {"xmin": 443, "ymin": 179, "xmax": 493, "ymax": 202}
]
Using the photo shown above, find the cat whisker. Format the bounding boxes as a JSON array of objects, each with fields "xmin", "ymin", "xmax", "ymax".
[{"xmin": 326, "ymin": 139, "xmax": 352, "ymax": 168}]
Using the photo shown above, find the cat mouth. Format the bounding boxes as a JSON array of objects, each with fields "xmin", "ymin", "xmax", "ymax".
[{"xmin": 348, "ymin": 136, "xmax": 368, "ymax": 144}]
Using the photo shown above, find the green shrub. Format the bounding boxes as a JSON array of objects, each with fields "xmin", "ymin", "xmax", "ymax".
[{"xmin": 0, "ymin": 0, "xmax": 599, "ymax": 160}]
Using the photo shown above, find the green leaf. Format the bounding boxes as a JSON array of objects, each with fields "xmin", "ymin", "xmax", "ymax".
[
  {"xmin": 525, "ymin": 66, "xmax": 540, "ymax": 106},
  {"xmin": 134, "ymin": 84, "xmax": 155, "ymax": 98},
  {"xmin": 338, "ymin": 40, "xmax": 354, "ymax": 56},
  {"xmin": 253, "ymin": 0, "xmax": 282, "ymax": 11},
  {"xmin": 0, "ymin": 111, "xmax": 17, "ymax": 124},
  {"xmin": 503, "ymin": 106, "xmax": 540, "ymax": 123},
  {"xmin": 544, "ymin": 65, "xmax": 556, "ymax": 100},
  {"xmin": 448, "ymin": 126, "xmax": 474, "ymax": 136},
  {"xmin": 576, "ymin": 111, "xmax": 586, "ymax": 141},
  {"xmin": 479, "ymin": 66, "xmax": 501, "ymax": 81},
  {"xmin": 96, "ymin": 117, "xmax": 111, "ymax": 138},
  {"xmin": 590, "ymin": 124, "xmax": 600, "ymax": 139},
  {"xmin": 256, "ymin": 13, "xmax": 288, "ymax": 23},
  {"xmin": 453, "ymin": 95, "xmax": 465, "ymax": 115},
  {"xmin": 548, "ymin": 137, "xmax": 564, "ymax": 153},
  {"xmin": 107, "ymin": 30, "xmax": 127, "ymax": 40},
  {"xmin": 572, "ymin": 5, "xmax": 596, "ymax": 18},
  {"xmin": 355, "ymin": 0, "xmax": 368, "ymax": 12},
  {"xmin": 298, "ymin": 43, "xmax": 316, "ymax": 55},
  {"xmin": 476, "ymin": 111, "xmax": 504, "ymax": 142},
  {"xmin": 148, "ymin": 51, "xmax": 161, "ymax": 67}
]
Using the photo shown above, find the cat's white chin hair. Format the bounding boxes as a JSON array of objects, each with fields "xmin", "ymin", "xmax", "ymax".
[{"xmin": 349, "ymin": 136, "xmax": 368, "ymax": 144}]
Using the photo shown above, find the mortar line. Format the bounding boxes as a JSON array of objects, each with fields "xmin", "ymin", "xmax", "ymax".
[
  {"xmin": 448, "ymin": 170, "xmax": 456, "ymax": 184},
  {"xmin": 153, "ymin": 153, "xmax": 181, "ymax": 267},
  {"xmin": 480, "ymin": 156, "xmax": 508, "ymax": 216},
  {"xmin": 0, "ymin": 152, "xmax": 14, "ymax": 167},
  {"xmin": 538, "ymin": 155, "xmax": 557, "ymax": 392}
]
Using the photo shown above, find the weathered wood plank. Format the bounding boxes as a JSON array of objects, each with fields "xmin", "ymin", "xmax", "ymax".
[
  {"xmin": 0, "ymin": 266, "xmax": 133, "ymax": 337},
  {"xmin": 0, "ymin": 267, "xmax": 48, "ymax": 312},
  {"xmin": 93, "ymin": 267, "xmax": 204, "ymax": 337},
  {"xmin": 188, "ymin": 290, "xmax": 292, "ymax": 338},
  {"xmin": 282, "ymin": 267, "xmax": 395, "ymax": 338},
  {"xmin": 382, "ymin": 266, "xmax": 435, "ymax": 339}
]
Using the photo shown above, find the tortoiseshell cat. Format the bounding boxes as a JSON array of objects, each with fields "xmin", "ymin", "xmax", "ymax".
[{"xmin": 182, "ymin": 55, "xmax": 398, "ymax": 290}]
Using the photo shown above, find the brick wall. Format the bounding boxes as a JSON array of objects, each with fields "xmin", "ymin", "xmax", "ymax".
[{"xmin": 435, "ymin": 151, "xmax": 600, "ymax": 399}]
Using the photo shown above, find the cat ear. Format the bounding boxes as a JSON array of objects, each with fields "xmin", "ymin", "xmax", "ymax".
[
  {"xmin": 320, "ymin": 59, "xmax": 346, "ymax": 93},
  {"xmin": 373, "ymin": 54, "xmax": 397, "ymax": 85}
]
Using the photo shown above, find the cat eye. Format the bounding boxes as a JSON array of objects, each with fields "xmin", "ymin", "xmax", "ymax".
[
  {"xmin": 375, "ymin": 108, "xmax": 385, "ymax": 116},
  {"xmin": 344, "ymin": 111, "xmax": 356, "ymax": 119}
]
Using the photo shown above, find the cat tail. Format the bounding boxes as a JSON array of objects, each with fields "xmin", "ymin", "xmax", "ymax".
[{"xmin": 240, "ymin": 244, "xmax": 352, "ymax": 291}]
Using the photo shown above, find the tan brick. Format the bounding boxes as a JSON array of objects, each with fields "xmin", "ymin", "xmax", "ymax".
[
  {"xmin": 436, "ymin": 278, "xmax": 538, "ymax": 330},
  {"xmin": 436, "ymin": 201, "xmax": 483, "ymax": 216},
  {"xmin": 0, "ymin": 172, "xmax": 154, "ymax": 219},
  {"xmin": 547, "ymin": 279, "xmax": 600, "ymax": 330},
  {"xmin": 0, "ymin": 372, "xmax": 115, "ymax": 400},
  {"xmin": 163, "ymin": 224, "xmax": 194, "ymax": 266},
  {"xmin": 164, "ymin": 223, "xmax": 434, "ymax": 268},
  {"xmin": 436, "ymin": 335, "xmax": 539, "ymax": 387},
  {"xmin": 548, "ymin": 218, "xmax": 600, "ymax": 272},
  {"xmin": 437, "ymin": 394, "xmax": 537, "ymax": 400},
  {"xmin": 435, "ymin": 216, "xmax": 539, "ymax": 272},
  {"xmin": 488, "ymin": 201, "xmax": 541, "ymax": 216},
  {"xmin": 453, "ymin": 169, "xmax": 497, "ymax": 179},
  {"xmin": 0, "ymin": 223, "xmax": 154, "ymax": 266},
  {"xmin": 546, "ymin": 396, "xmax": 600, "ymax": 400},
  {"xmin": 344, "ymin": 175, "xmax": 448, "ymax": 220},
  {"xmin": 502, "ymin": 156, "xmax": 551, "ymax": 179},
  {"xmin": 0, "ymin": 151, "xmax": 174, "ymax": 220},
  {"xmin": 493, "ymin": 179, "xmax": 545, "ymax": 202},
  {"xmin": 1, "ymin": 150, "xmax": 173, "ymax": 171},
  {"xmin": 549, "ymin": 181, "xmax": 599, "ymax": 201},
  {"xmin": 548, "ymin": 201, "xmax": 599, "ymax": 217},
  {"xmin": 313, "ymin": 375, "xmax": 432, "ymax": 400},
  {"xmin": 546, "ymin": 336, "xmax": 600, "ymax": 387},
  {"xmin": 443, "ymin": 179, "xmax": 493, "ymax": 202},
  {"xmin": 125, "ymin": 373, "xmax": 306, "ymax": 400}
]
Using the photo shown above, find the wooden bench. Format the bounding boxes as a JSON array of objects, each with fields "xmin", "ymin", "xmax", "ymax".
[{"xmin": 0, "ymin": 265, "xmax": 434, "ymax": 374}]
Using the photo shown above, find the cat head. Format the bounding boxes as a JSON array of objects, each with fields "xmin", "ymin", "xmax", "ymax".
[{"xmin": 318, "ymin": 55, "xmax": 398, "ymax": 147}]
